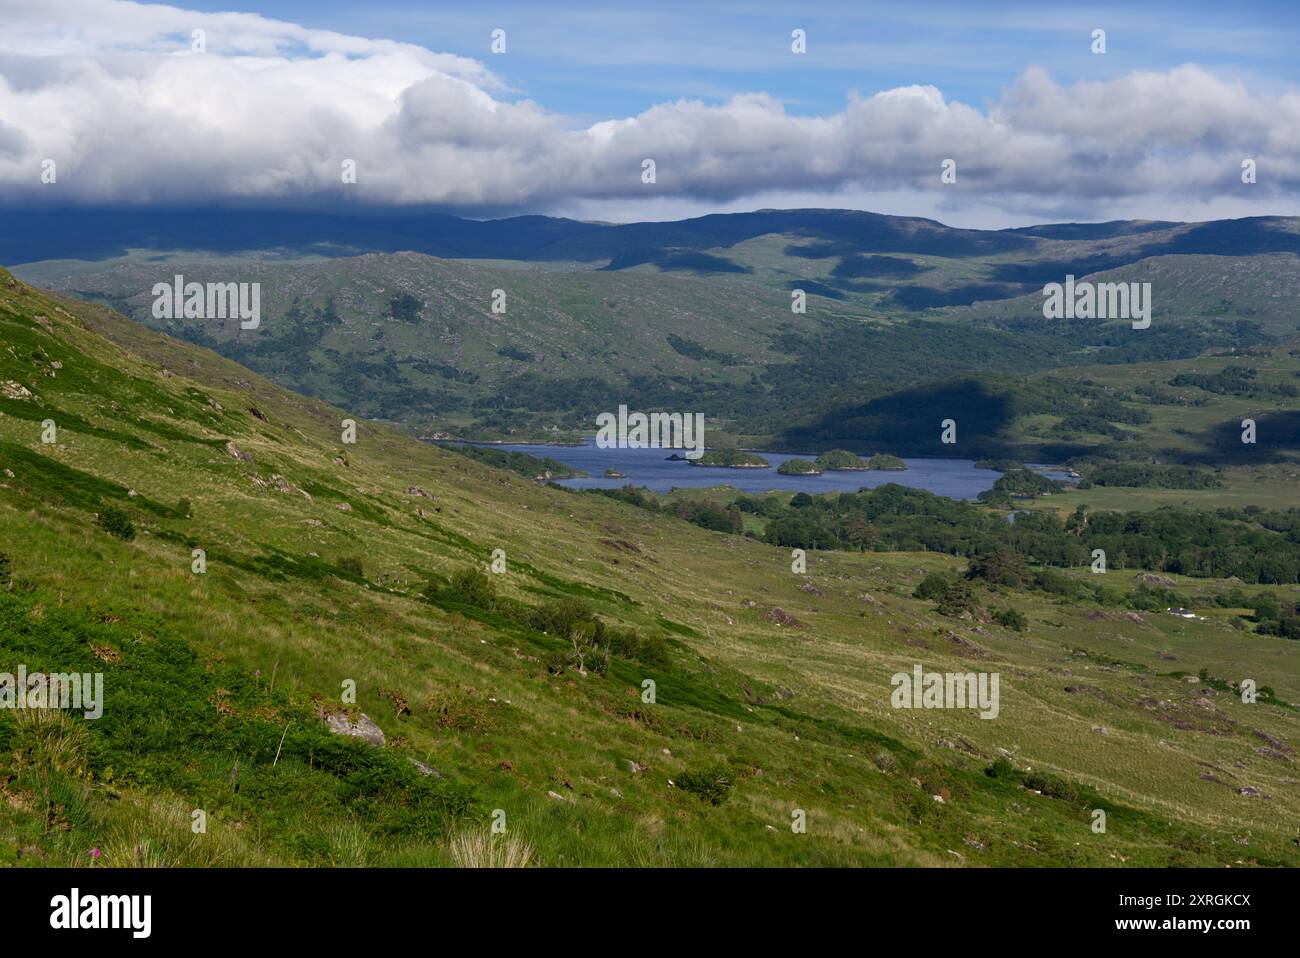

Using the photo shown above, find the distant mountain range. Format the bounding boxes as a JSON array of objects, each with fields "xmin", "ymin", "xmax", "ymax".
[
  {"xmin": 11, "ymin": 207, "xmax": 1300, "ymax": 452},
  {"xmin": 6, "ymin": 207, "xmax": 1300, "ymax": 273}
]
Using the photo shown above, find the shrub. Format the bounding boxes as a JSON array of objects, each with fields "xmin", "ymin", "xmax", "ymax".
[
  {"xmin": 427, "ymin": 567, "xmax": 497, "ymax": 610},
  {"xmin": 1021, "ymin": 771, "xmax": 1079, "ymax": 802},
  {"xmin": 676, "ymin": 764, "xmax": 733, "ymax": 806},
  {"xmin": 176, "ymin": 498, "xmax": 192, "ymax": 518},
  {"xmin": 543, "ymin": 650, "xmax": 569, "ymax": 675},
  {"xmin": 913, "ymin": 571, "xmax": 951, "ymax": 601},
  {"xmin": 336, "ymin": 556, "xmax": 365, "ymax": 579},
  {"xmin": 993, "ymin": 607, "xmax": 1028, "ymax": 631},
  {"xmin": 935, "ymin": 579, "xmax": 979, "ymax": 617},
  {"xmin": 0, "ymin": 552, "xmax": 10, "ymax": 587},
  {"xmin": 872, "ymin": 750, "xmax": 898, "ymax": 773},
  {"xmin": 96, "ymin": 506, "xmax": 135, "ymax": 540},
  {"xmin": 984, "ymin": 757, "xmax": 1015, "ymax": 779}
]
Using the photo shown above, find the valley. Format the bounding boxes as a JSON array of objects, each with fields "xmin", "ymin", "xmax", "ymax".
[{"xmin": 1, "ymin": 259, "xmax": 1297, "ymax": 867}]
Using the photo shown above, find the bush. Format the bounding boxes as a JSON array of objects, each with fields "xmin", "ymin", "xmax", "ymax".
[
  {"xmin": 96, "ymin": 506, "xmax": 135, "ymax": 540},
  {"xmin": 872, "ymin": 750, "xmax": 898, "ymax": 773},
  {"xmin": 913, "ymin": 572, "xmax": 951, "ymax": 601},
  {"xmin": 935, "ymin": 579, "xmax": 979, "ymax": 617},
  {"xmin": 993, "ymin": 607, "xmax": 1028, "ymax": 631},
  {"xmin": 676, "ymin": 764, "xmax": 733, "ymax": 805},
  {"xmin": 0, "ymin": 552, "xmax": 9, "ymax": 587},
  {"xmin": 176, "ymin": 498, "xmax": 192, "ymax": 518},
  {"xmin": 1021, "ymin": 771, "xmax": 1079, "ymax": 802},
  {"xmin": 984, "ymin": 757, "xmax": 1015, "ymax": 779},
  {"xmin": 337, "ymin": 556, "xmax": 365, "ymax": 579},
  {"xmin": 427, "ymin": 568, "xmax": 497, "ymax": 610}
]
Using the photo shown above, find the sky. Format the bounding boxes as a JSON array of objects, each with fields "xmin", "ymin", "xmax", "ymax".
[{"xmin": 2, "ymin": 0, "xmax": 1300, "ymax": 227}]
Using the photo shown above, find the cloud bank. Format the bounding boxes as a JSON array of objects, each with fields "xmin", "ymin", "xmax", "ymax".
[{"xmin": 1, "ymin": 0, "xmax": 1298, "ymax": 221}]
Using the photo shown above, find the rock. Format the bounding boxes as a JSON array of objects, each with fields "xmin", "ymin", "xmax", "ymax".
[
  {"xmin": 332, "ymin": 457, "xmax": 347, "ymax": 468},
  {"xmin": 1, "ymin": 381, "xmax": 32, "ymax": 400},
  {"xmin": 335, "ymin": 502, "xmax": 352, "ymax": 511},
  {"xmin": 410, "ymin": 758, "xmax": 442, "ymax": 778},
  {"xmin": 1251, "ymin": 728, "xmax": 1294, "ymax": 755},
  {"xmin": 224, "ymin": 440, "xmax": 254, "ymax": 463},
  {"xmin": 546, "ymin": 790, "xmax": 566, "ymax": 801},
  {"xmin": 1254, "ymin": 747, "xmax": 1290, "ymax": 762},
  {"xmin": 247, "ymin": 406, "xmax": 268, "ymax": 422},
  {"xmin": 406, "ymin": 486, "xmax": 433, "ymax": 499},
  {"xmin": 764, "ymin": 607, "xmax": 800, "ymax": 627},
  {"xmin": 1238, "ymin": 786, "xmax": 1267, "ymax": 798},
  {"xmin": 626, "ymin": 759, "xmax": 646, "ymax": 773},
  {"xmin": 1135, "ymin": 572, "xmax": 1176, "ymax": 587},
  {"xmin": 303, "ymin": 518, "xmax": 324, "ymax": 527},
  {"xmin": 324, "ymin": 711, "xmax": 385, "ymax": 747}
]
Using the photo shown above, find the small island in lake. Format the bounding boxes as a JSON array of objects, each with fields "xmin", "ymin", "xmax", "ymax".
[
  {"xmin": 814, "ymin": 449, "xmax": 870, "ymax": 471},
  {"xmin": 777, "ymin": 458, "xmax": 823, "ymax": 476},
  {"xmin": 812, "ymin": 449, "xmax": 907, "ymax": 471},
  {"xmin": 689, "ymin": 449, "xmax": 770, "ymax": 468},
  {"xmin": 604, "ymin": 468, "xmax": 627, "ymax": 478},
  {"xmin": 867, "ymin": 453, "xmax": 907, "ymax": 471}
]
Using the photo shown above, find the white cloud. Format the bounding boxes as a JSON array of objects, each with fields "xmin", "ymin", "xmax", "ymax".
[{"xmin": 1, "ymin": 0, "xmax": 1298, "ymax": 223}]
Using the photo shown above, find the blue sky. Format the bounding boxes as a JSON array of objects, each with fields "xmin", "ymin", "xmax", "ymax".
[{"xmin": 3, "ymin": 0, "xmax": 1300, "ymax": 225}]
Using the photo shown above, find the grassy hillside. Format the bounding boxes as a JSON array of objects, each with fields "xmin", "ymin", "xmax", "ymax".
[
  {"xmin": 22, "ymin": 214, "xmax": 1297, "ymax": 444},
  {"xmin": 1, "ymin": 269, "xmax": 1298, "ymax": 867}
]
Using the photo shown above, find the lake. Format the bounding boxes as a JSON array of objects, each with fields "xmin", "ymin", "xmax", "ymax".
[{"xmin": 467, "ymin": 439, "xmax": 1070, "ymax": 500}]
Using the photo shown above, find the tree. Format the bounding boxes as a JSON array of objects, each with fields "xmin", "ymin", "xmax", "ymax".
[
  {"xmin": 966, "ymin": 546, "xmax": 1029, "ymax": 588},
  {"xmin": 1065, "ymin": 504, "xmax": 1089, "ymax": 536}
]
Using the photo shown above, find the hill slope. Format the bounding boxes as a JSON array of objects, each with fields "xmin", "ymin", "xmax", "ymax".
[{"xmin": 1, "ymin": 269, "xmax": 1298, "ymax": 866}]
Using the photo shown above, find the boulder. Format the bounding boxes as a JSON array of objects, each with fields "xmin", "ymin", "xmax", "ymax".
[{"xmin": 324, "ymin": 711, "xmax": 385, "ymax": 747}]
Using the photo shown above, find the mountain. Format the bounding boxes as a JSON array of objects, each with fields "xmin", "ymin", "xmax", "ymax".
[
  {"xmin": 3, "ymin": 268, "xmax": 1298, "ymax": 866},
  {"xmin": 17, "ymin": 209, "xmax": 1299, "ymax": 442}
]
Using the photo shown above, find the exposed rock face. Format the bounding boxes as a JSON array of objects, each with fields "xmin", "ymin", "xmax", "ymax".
[
  {"xmin": 2, "ymin": 381, "xmax": 32, "ymax": 400},
  {"xmin": 324, "ymin": 711, "xmax": 386, "ymax": 747},
  {"xmin": 1135, "ymin": 572, "xmax": 1176, "ymax": 587}
]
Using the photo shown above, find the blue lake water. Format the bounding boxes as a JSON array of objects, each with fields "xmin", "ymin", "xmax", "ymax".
[{"xmin": 465, "ymin": 439, "xmax": 1070, "ymax": 501}]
